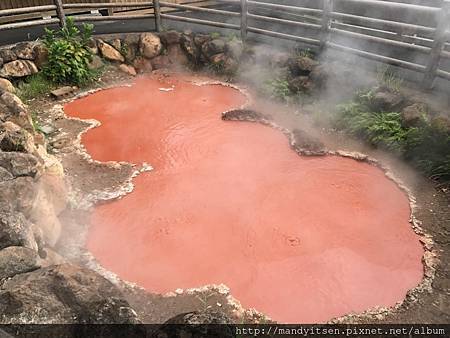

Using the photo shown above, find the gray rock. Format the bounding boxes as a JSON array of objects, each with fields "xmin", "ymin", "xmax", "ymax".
[
  {"xmin": 0, "ymin": 49, "xmax": 17, "ymax": 63},
  {"xmin": 0, "ymin": 264, "xmax": 140, "ymax": 324},
  {"xmin": 0, "ymin": 122, "xmax": 30, "ymax": 152},
  {"xmin": 0, "ymin": 246, "xmax": 40, "ymax": 280},
  {"xmin": 0, "ymin": 211, "xmax": 37, "ymax": 251},
  {"xmin": 0, "ymin": 152, "xmax": 39, "ymax": 178},
  {"xmin": 180, "ymin": 34, "xmax": 200, "ymax": 64},
  {"xmin": 193, "ymin": 33, "xmax": 211, "ymax": 48},
  {"xmin": 0, "ymin": 60, "xmax": 38, "ymax": 78},
  {"xmin": 165, "ymin": 309, "xmax": 233, "ymax": 324},
  {"xmin": 12, "ymin": 43, "xmax": 35, "ymax": 60},
  {"xmin": 371, "ymin": 89, "xmax": 404, "ymax": 112},
  {"xmin": 0, "ymin": 176, "xmax": 39, "ymax": 216},
  {"xmin": 0, "ymin": 167, "xmax": 12, "ymax": 182},
  {"xmin": 202, "ymin": 39, "xmax": 226, "ymax": 59},
  {"xmin": 159, "ymin": 30, "xmax": 182, "ymax": 45},
  {"xmin": 226, "ymin": 39, "xmax": 243, "ymax": 60},
  {"xmin": 123, "ymin": 43, "xmax": 137, "ymax": 63},
  {"xmin": 290, "ymin": 129, "xmax": 327, "ymax": 156},
  {"xmin": 0, "ymin": 91, "xmax": 27, "ymax": 116},
  {"xmin": 123, "ymin": 34, "xmax": 140, "ymax": 46},
  {"xmin": 287, "ymin": 56, "xmax": 318, "ymax": 76},
  {"xmin": 401, "ymin": 103, "xmax": 427, "ymax": 128}
]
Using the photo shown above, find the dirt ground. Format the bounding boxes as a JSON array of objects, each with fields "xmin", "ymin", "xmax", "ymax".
[{"xmin": 28, "ymin": 65, "xmax": 449, "ymax": 324}]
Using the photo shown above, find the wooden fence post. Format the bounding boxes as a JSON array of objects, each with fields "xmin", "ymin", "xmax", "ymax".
[
  {"xmin": 154, "ymin": 0, "xmax": 162, "ymax": 32},
  {"xmin": 53, "ymin": 0, "xmax": 66, "ymax": 27},
  {"xmin": 423, "ymin": 1, "xmax": 450, "ymax": 89},
  {"xmin": 240, "ymin": 0, "xmax": 248, "ymax": 42},
  {"xmin": 320, "ymin": 0, "xmax": 333, "ymax": 50}
]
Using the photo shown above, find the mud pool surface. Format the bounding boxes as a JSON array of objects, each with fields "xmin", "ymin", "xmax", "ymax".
[{"xmin": 64, "ymin": 74, "xmax": 424, "ymax": 323}]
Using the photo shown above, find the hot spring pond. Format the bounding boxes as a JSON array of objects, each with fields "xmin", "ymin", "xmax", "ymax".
[{"xmin": 65, "ymin": 74, "xmax": 424, "ymax": 323}]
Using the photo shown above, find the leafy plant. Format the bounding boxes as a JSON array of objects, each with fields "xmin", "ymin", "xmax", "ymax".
[
  {"xmin": 335, "ymin": 90, "xmax": 450, "ymax": 185},
  {"xmin": 43, "ymin": 17, "xmax": 95, "ymax": 86},
  {"xmin": 264, "ymin": 77, "xmax": 292, "ymax": 101},
  {"xmin": 209, "ymin": 32, "xmax": 221, "ymax": 39},
  {"xmin": 17, "ymin": 73, "xmax": 56, "ymax": 101}
]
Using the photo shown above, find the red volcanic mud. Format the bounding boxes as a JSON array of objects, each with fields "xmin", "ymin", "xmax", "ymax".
[{"xmin": 65, "ymin": 75, "xmax": 424, "ymax": 323}]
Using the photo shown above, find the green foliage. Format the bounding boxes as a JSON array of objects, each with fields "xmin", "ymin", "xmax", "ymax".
[
  {"xmin": 42, "ymin": 17, "xmax": 95, "ymax": 86},
  {"xmin": 17, "ymin": 73, "xmax": 56, "ymax": 101},
  {"xmin": 376, "ymin": 65, "xmax": 403, "ymax": 93},
  {"xmin": 264, "ymin": 77, "xmax": 291, "ymax": 101},
  {"xmin": 336, "ymin": 90, "xmax": 450, "ymax": 184},
  {"xmin": 209, "ymin": 32, "xmax": 221, "ymax": 39}
]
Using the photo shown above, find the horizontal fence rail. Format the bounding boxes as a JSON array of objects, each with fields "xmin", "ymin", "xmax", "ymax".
[{"xmin": 0, "ymin": 0, "xmax": 449, "ymax": 89}]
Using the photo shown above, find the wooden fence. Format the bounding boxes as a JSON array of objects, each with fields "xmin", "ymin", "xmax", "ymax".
[{"xmin": 0, "ymin": 0, "xmax": 449, "ymax": 89}]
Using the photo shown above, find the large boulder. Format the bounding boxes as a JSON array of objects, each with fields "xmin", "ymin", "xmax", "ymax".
[
  {"xmin": 0, "ymin": 211, "xmax": 37, "ymax": 251},
  {"xmin": 123, "ymin": 34, "xmax": 140, "ymax": 63},
  {"xmin": 0, "ymin": 49, "xmax": 17, "ymax": 63},
  {"xmin": 0, "ymin": 121, "xmax": 35, "ymax": 153},
  {"xmin": 287, "ymin": 56, "xmax": 318, "ymax": 76},
  {"xmin": 0, "ymin": 152, "xmax": 40, "ymax": 178},
  {"xmin": 12, "ymin": 42, "xmax": 35, "ymax": 60},
  {"xmin": 0, "ymin": 264, "xmax": 140, "ymax": 324},
  {"xmin": 371, "ymin": 89, "xmax": 404, "ymax": 112},
  {"xmin": 0, "ymin": 78, "xmax": 15, "ymax": 93},
  {"xmin": 159, "ymin": 309, "xmax": 233, "ymax": 337},
  {"xmin": 401, "ymin": 103, "xmax": 427, "ymax": 128},
  {"xmin": 33, "ymin": 44, "xmax": 49, "ymax": 69},
  {"xmin": 159, "ymin": 30, "xmax": 182, "ymax": 45},
  {"xmin": 167, "ymin": 44, "xmax": 189, "ymax": 67},
  {"xmin": 202, "ymin": 39, "xmax": 226, "ymax": 59},
  {"xmin": 0, "ymin": 166, "xmax": 12, "ymax": 182},
  {"xmin": 139, "ymin": 33, "xmax": 162, "ymax": 59},
  {"xmin": 180, "ymin": 33, "xmax": 200, "ymax": 64},
  {"xmin": 97, "ymin": 40, "xmax": 124, "ymax": 63},
  {"xmin": 0, "ymin": 246, "xmax": 40, "ymax": 280},
  {"xmin": 226, "ymin": 39, "xmax": 243, "ymax": 60},
  {"xmin": 210, "ymin": 53, "xmax": 238, "ymax": 75},
  {"xmin": 0, "ymin": 60, "xmax": 38, "ymax": 78},
  {"xmin": 0, "ymin": 176, "xmax": 39, "ymax": 217},
  {"xmin": 0, "ymin": 91, "xmax": 27, "ymax": 116}
]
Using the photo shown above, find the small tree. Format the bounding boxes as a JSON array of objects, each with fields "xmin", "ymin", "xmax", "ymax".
[{"xmin": 43, "ymin": 17, "xmax": 94, "ymax": 86}]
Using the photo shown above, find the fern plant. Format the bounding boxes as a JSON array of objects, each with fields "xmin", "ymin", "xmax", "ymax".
[{"xmin": 43, "ymin": 17, "xmax": 94, "ymax": 86}]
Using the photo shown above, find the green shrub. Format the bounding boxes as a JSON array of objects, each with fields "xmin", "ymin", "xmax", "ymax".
[
  {"xmin": 336, "ymin": 90, "xmax": 450, "ymax": 184},
  {"xmin": 43, "ymin": 17, "xmax": 94, "ymax": 86},
  {"xmin": 264, "ymin": 77, "xmax": 292, "ymax": 101}
]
